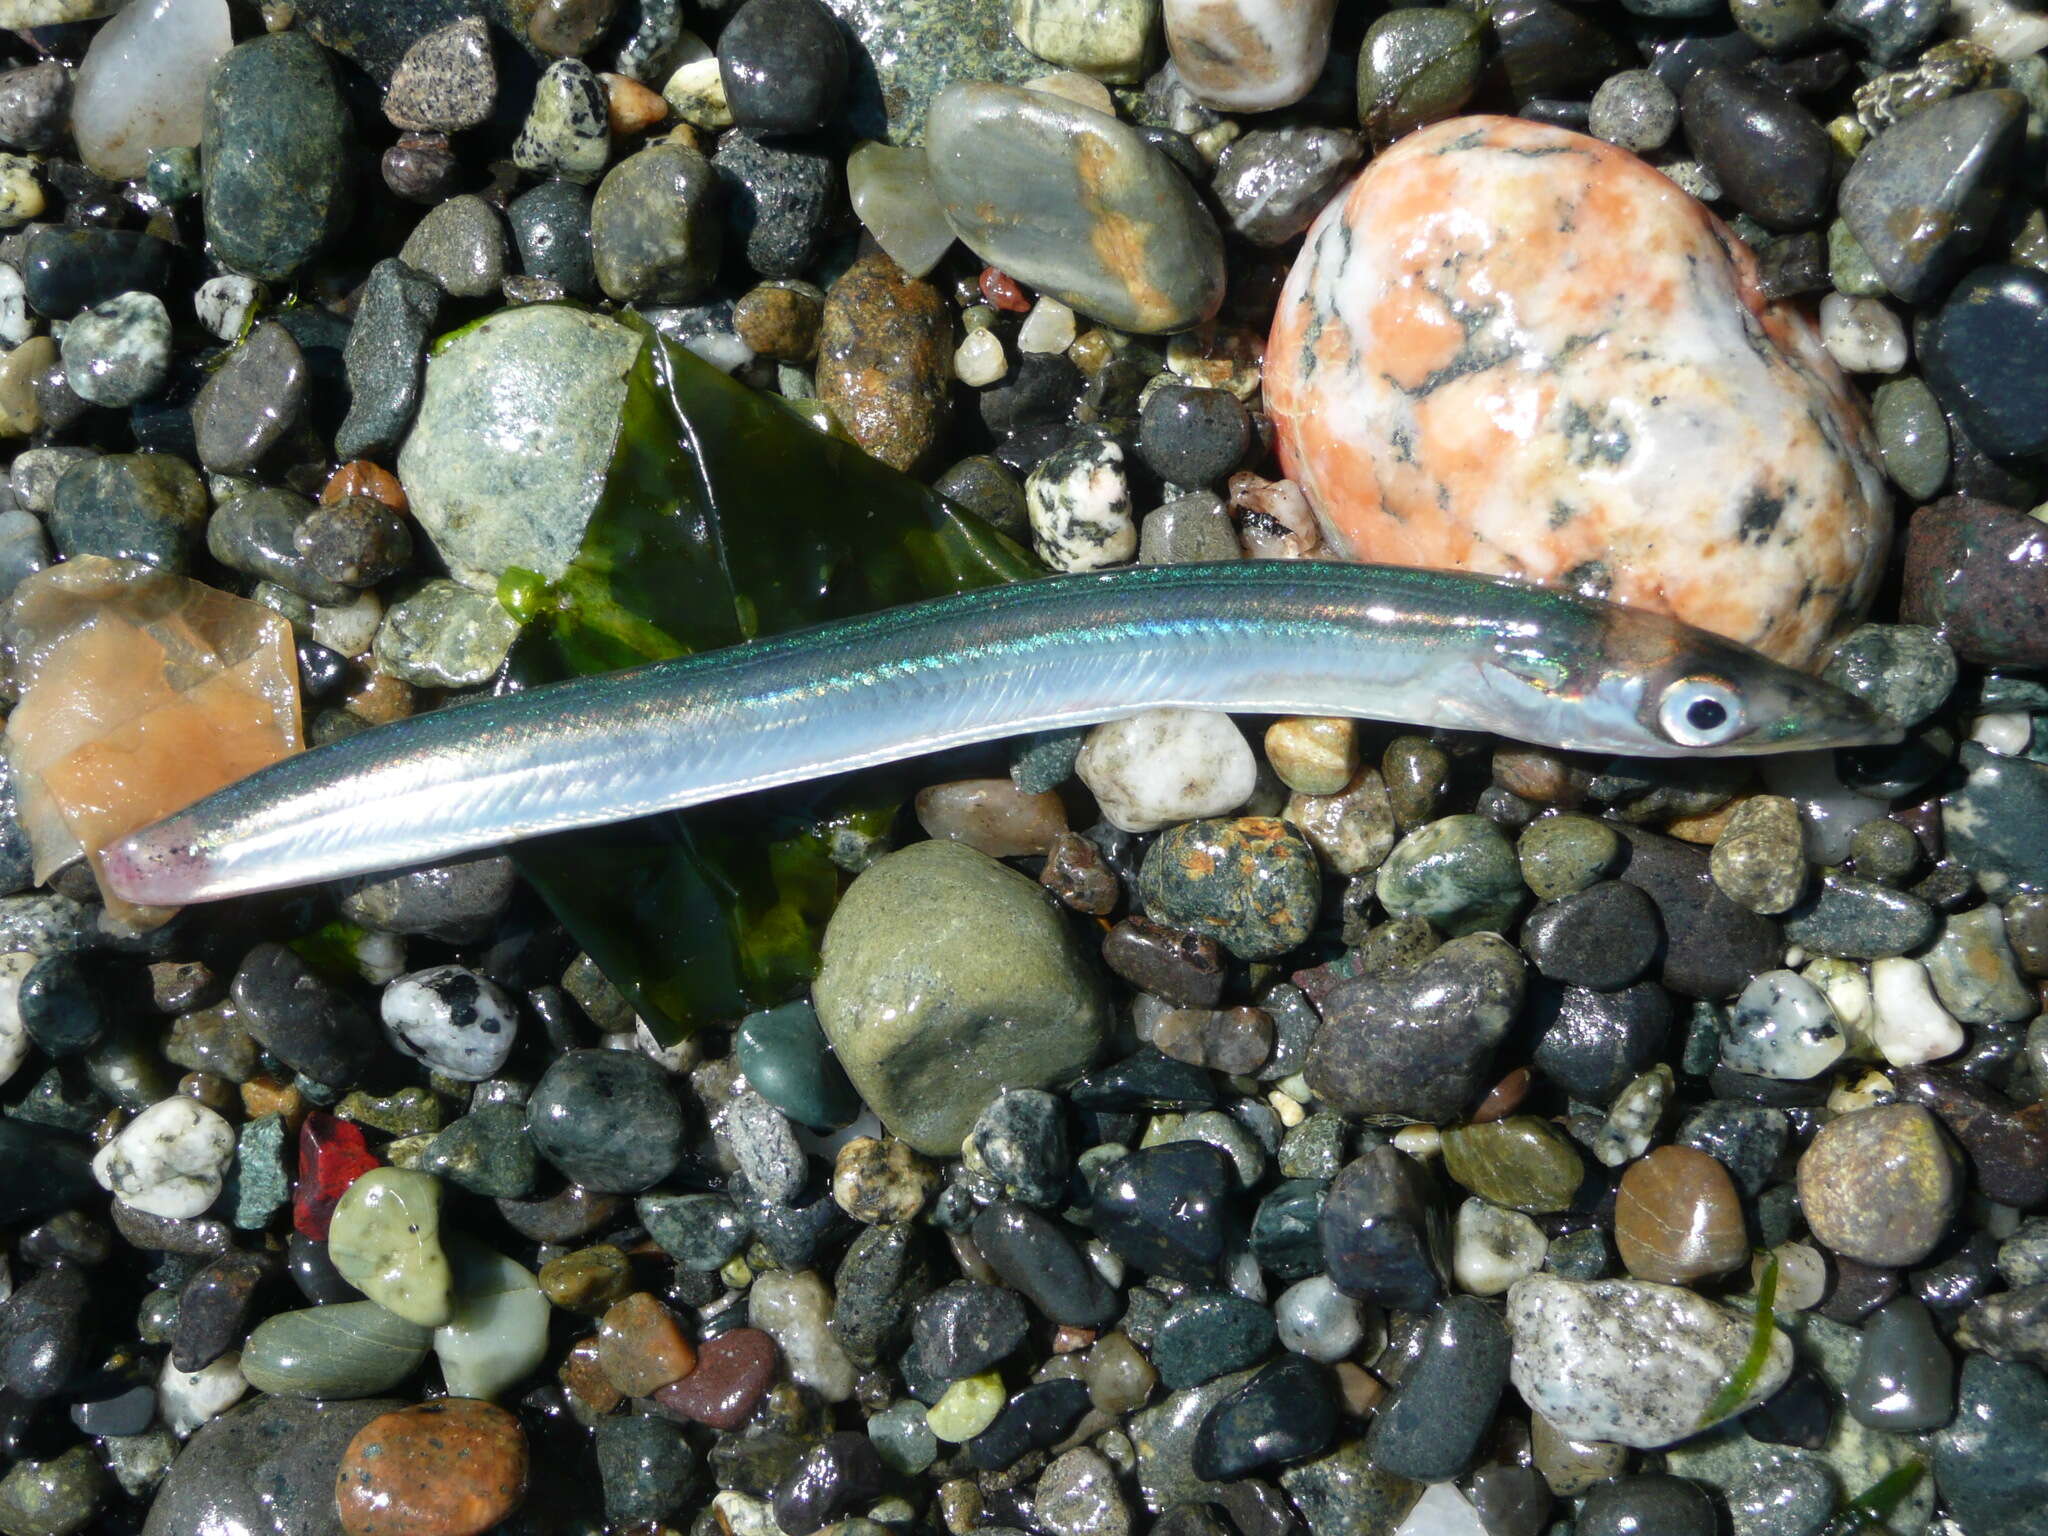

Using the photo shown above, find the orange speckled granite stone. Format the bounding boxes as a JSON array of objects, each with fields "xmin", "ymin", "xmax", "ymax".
[
  {"xmin": 1266, "ymin": 115, "xmax": 1890, "ymax": 668},
  {"xmin": 334, "ymin": 1398, "xmax": 528, "ymax": 1536}
]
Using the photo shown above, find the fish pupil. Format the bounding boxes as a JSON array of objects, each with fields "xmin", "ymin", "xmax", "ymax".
[{"xmin": 1687, "ymin": 697, "xmax": 1729, "ymax": 732}]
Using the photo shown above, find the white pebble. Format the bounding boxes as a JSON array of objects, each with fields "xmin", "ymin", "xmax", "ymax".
[
  {"xmin": 748, "ymin": 1269, "xmax": 855, "ymax": 1401},
  {"xmin": 1801, "ymin": 955, "xmax": 1876, "ymax": 1055},
  {"xmin": 62, "ymin": 289, "xmax": 171, "ymax": 406},
  {"xmin": 1819, "ymin": 294, "xmax": 1907, "ymax": 374},
  {"xmin": 1087, "ymin": 1237, "xmax": 1126, "ymax": 1289},
  {"xmin": 1827, "ymin": 1068, "xmax": 1897, "ymax": 1115},
  {"xmin": 92, "ymin": 1096, "xmax": 235, "ymax": 1218},
  {"xmin": 1970, "ymin": 711, "xmax": 2033, "ymax": 756},
  {"xmin": 1722, "ymin": 969, "xmax": 1846, "ymax": 1080},
  {"xmin": 1022, "ymin": 70, "xmax": 1114, "ymax": 114},
  {"xmin": 1758, "ymin": 1241, "xmax": 1828, "ymax": 1312},
  {"xmin": 1274, "ymin": 1275, "xmax": 1368, "ymax": 1362},
  {"xmin": 0, "ymin": 951, "xmax": 33, "ymax": 1089},
  {"xmin": 1018, "ymin": 296, "xmax": 1077, "ymax": 355},
  {"xmin": 70, "ymin": 0, "xmax": 230, "ymax": 179},
  {"xmin": 1391, "ymin": 1124, "xmax": 1441, "ymax": 1159},
  {"xmin": 1453, "ymin": 1197, "xmax": 1547, "ymax": 1296},
  {"xmin": 1394, "ymin": 1484, "xmax": 1491, "ymax": 1536},
  {"xmin": 380, "ymin": 964, "xmax": 518, "ymax": 1082},
  {"xmin": 310, "ymin": 589, "xmax": 383, "ymax": 658},
  {"xmin": 1026, "ymin": 436, "xmax": 1135, "ymax": 572},
  {"xmin": 157, "ymin": 1350, "xmax": 246, "ymax": 1437},
  {"xmin": 194, "ymin": 274, "xmax": 261, "ymax": 342},
  {"xmin": 636, "ymin": 1015, "xmax": 701, "ymax": 1074},
  {"xmin": 1947, "ymin": 0, "xmax": 2048, "ymax": 58},
  {"xmin": 953, "ymin": 327, "xmax": 1007, "ymax": 387},
  {"xmin": 1075, "ymin": 708, "xmax": 1257, "ymax": 833},
  {"xmin": 0, "ymin": 262, "xmax": 30, "ymax": 349},
  {"xmin": 660, "ymin": 34, "xmax": 731, "ymax": 130},
  {"xmin": 1870, "ymin": 955, "xmax": 1965, "ymax": 1066}
]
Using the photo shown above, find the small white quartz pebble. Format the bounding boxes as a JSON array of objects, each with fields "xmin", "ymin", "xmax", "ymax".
[
  {"xmin": 1018, "ymin": 296, "xmax": 1078, "ymax": 355},
  {"xmin": 1075, "ymin": 708, "xmax": 1258, "ymax": 833},
  {"xmin": 1453, "ymin": 1198, "xmax": 1548, "ymax": 1296},
  {"xmin": 1722, "ymin": 969, "xmax": 1846, "ymax": 1080},
  {"xmin": 380, "ymin": 964, "xmax": 518, "ymax": 1081},
  {"xmin": 195, "ymin": 275, "xmax": 262, "ymax": 342},
  {"xmin": 1394, "ymin": 1483, "xmax": 1491, "ymax": 1536},
  {"xmin": 0, "ymin": 263, "xmax": 30, "ymax": 348},
  {"xmin": 1819, "ymin": 293, "xmax": 1908, "ymax": 374},
  {"xmin": 1801, "ymin": 955, "xmax": 1876, "ymax": 1055},
  {"xmin": 1026, "ymin": 436, "xmax": 1136, "ymax": 572},
  {"xmin": 748, "ymin": 1269, "xmax": 855, "ymax": 1401},
  {"xmin": 310, "ymin": 590, "xmax": 384, "ymax": 659},
  {"xmin": 1970, "ymin": 711, "xmax": 2033, "ymax": 756},
  {"xmin": 92, "ymin": 1096, "xmax": 235, "ymax": 1218},
  {"xmin": 157, "ymin": 1350, "xmax": 247, "ymax": 1437},
  {"xmin": 660, "ymin": 34, "xmax": 731, "ymax": 130},
  {"xmin": 1274, "ymin": 1275, "xmax": 1369, "ymax": 1363},
  {"xmin": 0, "ymin": 951, "xmax": 33, "ymax": 1089},
  {"xmin": 1870, "ymin": 955, "xmax": 1966, "ymax": 1066},
  {"xmin": 953, "ymin": 327, "xmax": 1007, "ymax": 387}
]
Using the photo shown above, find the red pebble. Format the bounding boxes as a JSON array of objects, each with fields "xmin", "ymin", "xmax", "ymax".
[
  {"xmin": 654, "ymin": 1328, "xmax": 778, "ymax": 1430},
  {"xmin": 979, "ymin": 267, "xmax": 1031, "ymax": 312},
  {"xmin": 294, "ymin": 1112, "xmax": 379, "ymax": 1240}
]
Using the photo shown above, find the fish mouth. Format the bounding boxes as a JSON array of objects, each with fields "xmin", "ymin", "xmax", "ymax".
[{"xmin": 99, "ymin": 818, "xmax": 217, "ymax": 907}]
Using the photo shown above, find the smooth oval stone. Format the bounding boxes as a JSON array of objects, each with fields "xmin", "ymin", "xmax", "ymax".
[
  {"xmin": 924, "ymin": 82, "xmax": 1225, "ymax": 335},
  {"xmin": 1723, "ymin": 968, "xmax": 1846, "ymax": 1079},
  {"xmin": 240, "ymin": 1301, "xmax": 432, "ymax": 1398},
  {"xmin": 335, "ymin": 1399, "xmax": 529, "ymax": 1536},
  {"xmin": 528, "ymin": 1048, "xmax": 684, "ymax": 1192},
  {"xmin": 1577, "ymin": 1475, "xmax": 1714, "ymax": 1536},
  {"xmin": 1365, "ymin": 1295, "xmax": 1509, "ymax": 1482},
  {"xmin": 1678, "ymin": 67, "xmax": 1831, "ymax": 230},
  {"xmin": 1266, "ymin": 114, "xmax": 1888, "ymax": 668},
  {"xmin": 1847, "ymin": 1295, "xmax": 1954, "ymax": 1432},
  {"xmin": 1441, "ymin": 1117, "xmax": 1584, "ymax": 1214},
  {"xmin": 970, "ymin": 1202, "xmax": 1119, "ymax": 1328},
  {"xmin": 1506, "ymin": 1275, "xmax": 1793, "ymax": 1448},
  {"xmin": 812, "ymin": 840, "xmax": 1111, "ymax": 1156},
  {"xmin": 1191, "ymin": 1355, "xmax": 1337, "ymax": 1480},
  {"xmin": 1797, "ymin": 1102, "xmax": 1960, "ymax": 1267},
  {"xmin": 1163, "ymin": 0, "xmax": 1337, "ymax": 111},
  {"xmin": 1935, "ymin": 1355, "xmax": 2048, "ymax": 1536},
  {"xmin": 201, "ymin": 33, "xmax": 353, "ymax": 281},
  {"xmin": 655, "ymin": 1326, "xmax": 779, "ymax": 1429},
  {"xmin": 71, "ymin": 0, "xmax": 231, "ymax": 179},
  {"xmin": 1092, "ymin": 1141, "xmax": 1234, "ymax": 1283},
  {"xmin": 591, "ymin": 140, "xmax": 721, "ymax": 304},
  {"xmin": 1613, "ymin": 1144, "xmax": 1747, "ymax": 1284},
  {"xmin": 1152, "ymin": 1292, "xmax": 1278, "ymax": 1390},
  {"xmin": 1919, "ymin": 264, "xmax": 2048, "ymax": 461}
]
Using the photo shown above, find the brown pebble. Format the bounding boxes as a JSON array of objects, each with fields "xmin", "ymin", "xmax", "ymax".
[
  {"xmin": 323, "ymin": 459, "xmax": 409, "ymax": 512},
  {"xmin": 914, "ymin": 777, "xmax": 1068, "ymax": 858},
  {"xmin": 1493, "ymin": 746, "xmax": 1591, "ymax": 807},
  {"xmin": 538, "ymin": 1242, "xmax": 635, "ymax": 1312},
  {"xmin": 345, "ymin": 671, "xmax": 416, "ymax": 724},
  {"xmin": 597, "ymin": 1291, "xmax": 697, "ymax": 1397},
  {"xmin": 1334, "ymin": 1361, "xmax": 1384, "ymax": 1416},
  {"xmin": 1040, "ymin": 830, "xmax": 1120, "ymax": 916},
  {"xmin": 654, "ymin": 1326, "xmax": 778, "ymax": 1429},
  {"xmin": 1797, "ymin": 1102, "xmax": 1961, "ymax": 1267},
  {"xmin": 335, "ymin": 1398, "xmax": 528, "ymax": 1536},
  {"xmin": 560, "ymin": 1335, "xmax": 625, "ymax": 1418},
  {"xmin": 1052, "ymin": 1326, "xmax": 1095, "ymax": 1353},
  {"xmin": 732, "ymin": 280, "xmax": 825, "ymax": 365},
  {"xmin": 1613, "ymin": 1144, "xmax": 1748, "ymax": 1284},
  {"xmin": 817, "ymin": 250, "xmax": 953, "ymax": 473},
  {"xmin": 832, "ymin": 1136, "xmax": 940, "ymax": 1224},
  {"xmin": 601, "ymin": 71, "xmax": 669, "ymax": 135},
  {"xmin": 1471, "ymin": 1067, "xmax": 1530, "ymax": 1125}
]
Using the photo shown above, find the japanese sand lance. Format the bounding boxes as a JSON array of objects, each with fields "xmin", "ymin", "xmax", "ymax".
[{"xmin": 102, "ymin": 561, "xmax": 1896, "ymax": 905}]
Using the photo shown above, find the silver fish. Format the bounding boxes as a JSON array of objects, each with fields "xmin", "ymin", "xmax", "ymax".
[{"xmin": 101, "ymin": 562, "xmax": 1896, "ymax": 905}]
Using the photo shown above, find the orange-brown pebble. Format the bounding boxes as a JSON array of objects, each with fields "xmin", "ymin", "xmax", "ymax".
[
  {"xmin": 1052, "ymin": 1326, "xmax": 1097, "ymax": 1353},
  {"xmin": 1334, "ymin": 1361, "xmax": 1385, "ymax": 1416},
  {"xmin": 596, "ymin": 1291, "xmax": 698, "ymax": 1398},
  {"xmin": 334, "ymin": 1398, "xmax": 528, "ymax": 1536},
  {"xmin": 601, "ymin": 71, "xmax": 669, "ymax": 135},
  {"xmin": 345, "ymin": 671, "xmax": 416, "ymax": 725},
  {"xmin": 1493, "ymin": 747, "xmax": 1591, "ymax": 808},
  {"xmin": 914, "ymin": 778, "xmax": 1070, "ymax": 858},
  {"xmin": 559, "ymin": 1336, "xmax": 625, "ymax": 1418},
  {"xmin": 1667, "ymin": 798, "xmax": 1747, "ymax": 845},
  {"xmin": 1613, "ymin": 1145, "xmax": 1748, "ymax": 1285},
  {"xmin": 322, "ymin": 459, "xmax": 408, "ymax": 513},
  {"xmin": 241, "ymin": 1075, "xmax": 306, "ymax": 1127},
  {"xmin": 1471, "ymin": 1067, "xmax": 1532, "ymax": 1125}
]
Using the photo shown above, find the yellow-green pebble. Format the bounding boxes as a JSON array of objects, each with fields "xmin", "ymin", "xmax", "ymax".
[
  {"xmin": 927, "ymin": 1371, "xmax": 1005, "ymax": 1442},
  {"xmin": 326, "ymin": 1168, "xmax": 453, "ymax": 1327}
]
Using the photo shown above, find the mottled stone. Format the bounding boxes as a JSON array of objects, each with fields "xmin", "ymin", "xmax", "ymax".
[
  {"xmin": 591, "ymin": 141, "xmax": 721, "ymax": 304},
  {"xmin": 816, "ymin": 250, "xmax": 951, "ymax": 473},
  {"xmin": 1797, "ymin": 1102, "xmax": 1959, "ymax": 1266},
  {"xmin": 334, "ymin": 1398, "xmax": 527, "ymax": 1536},
  {"xmin": 1165, "ymin": 0, "xmax": 1334, "ymax": 110},
  {"xmin": 1266, "ymin": 115, "xmax": 1888, "ymax": 669},
  {"xmin": 1139, "ymin": 816, "xmax": 1319, "ymax": 961},
  {"xmin": 1506, "ymin": 1275, "xmax": 1793, "ymax": 1448},
  {"xmin": 201, "ymin": 34, "xmax": 354, "ymax": 281}
]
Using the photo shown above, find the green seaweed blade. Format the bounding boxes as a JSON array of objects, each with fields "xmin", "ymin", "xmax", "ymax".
[{"xmin": 511, "ymin": 316, "xmax": 1039, "ymax": 1043}]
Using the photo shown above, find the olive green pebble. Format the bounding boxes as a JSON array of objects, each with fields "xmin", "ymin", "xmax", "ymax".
[
  {"xmin": 1828, "ymin": 218, "xmax": 1889, "ymax": 298},
  {"xmin": 1872, "ymin": 377, "xmax": 1952, "ymax": 502},
  {"xmin": 1357, "ymin": 8, "xmax": 1485, "ymax": 146},
  {"xmin": 1441, "ymin": 1117, "xmax": 1585, "ymax": 1214},
  {"xmin": 1708, "ymin": 795, "xmax": 1809, "ymax": 916},
  {"xmin": 1518, "ymin": 814, "xmax": 1623, "ymax": 901},
  {"xmin": 1382, "ymin": 735, "xmax": 1450, "ymax": 829},
  {"xmin": 337, "ymin": 1086, "xmax": 444, "ymax": 1137},
  {"xmin": 1822, "ymin": 622, "xmax": 1957, "ymax": 727},
  {"xmin": 1848, "ymin": 817, "xmax": 1922, "ymax": 885},
  {"xmin": 1730, "ymin": 0, "xmax": 1829, "ymax": 51},
  {"xmin": 0, "ymin": 1443, "xmax": 105, "ymax": 1536}
]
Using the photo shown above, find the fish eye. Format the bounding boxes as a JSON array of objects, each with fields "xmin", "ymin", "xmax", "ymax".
[{"xmin": 1657, "ymin": 677, "xmax": 1747, "ymax": 747}]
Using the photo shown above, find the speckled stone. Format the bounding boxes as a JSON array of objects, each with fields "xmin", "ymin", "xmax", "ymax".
[
  {"xmin": 1138, "ymin": 816, "xmax": 1320, "ymax": 961},
  {"xmin": 334, "ymin": 1398, "xmax": 528, "ymax": 1536},
  {"xmin": 1266, "ymin": 115, "xmax": 1888, "ymax": 668},
  {"xmin": 1165, "ymin": 0, "xmax": 1335, "ymax": 111},
  {"xmin": 1506, "ymin": 1275, "xmax": 1793, "ymax": 1448},
  {"xmin": 201, "ymin": 34, "xmax": 354, "ymax": 282},
  {"xmin": 816, "ymin": 250, "xmax": 951, "ymax": 473},
  {"xmin": 1797, "ymin": 1102, "xmax": 1960, "ymax": 1267}
]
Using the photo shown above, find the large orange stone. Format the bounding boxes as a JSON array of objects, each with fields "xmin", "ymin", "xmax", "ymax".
[
  {"xmin": 2, "ymin": 557, "xmax": 300, "ymax": 928},
  {"xmin": 1266, "ymin": 115, "xmax": 1890, "ymax": 668},
  {"xmin": 334, "ymin": 1398, "xmax": 528, "ymax": 1536}
]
